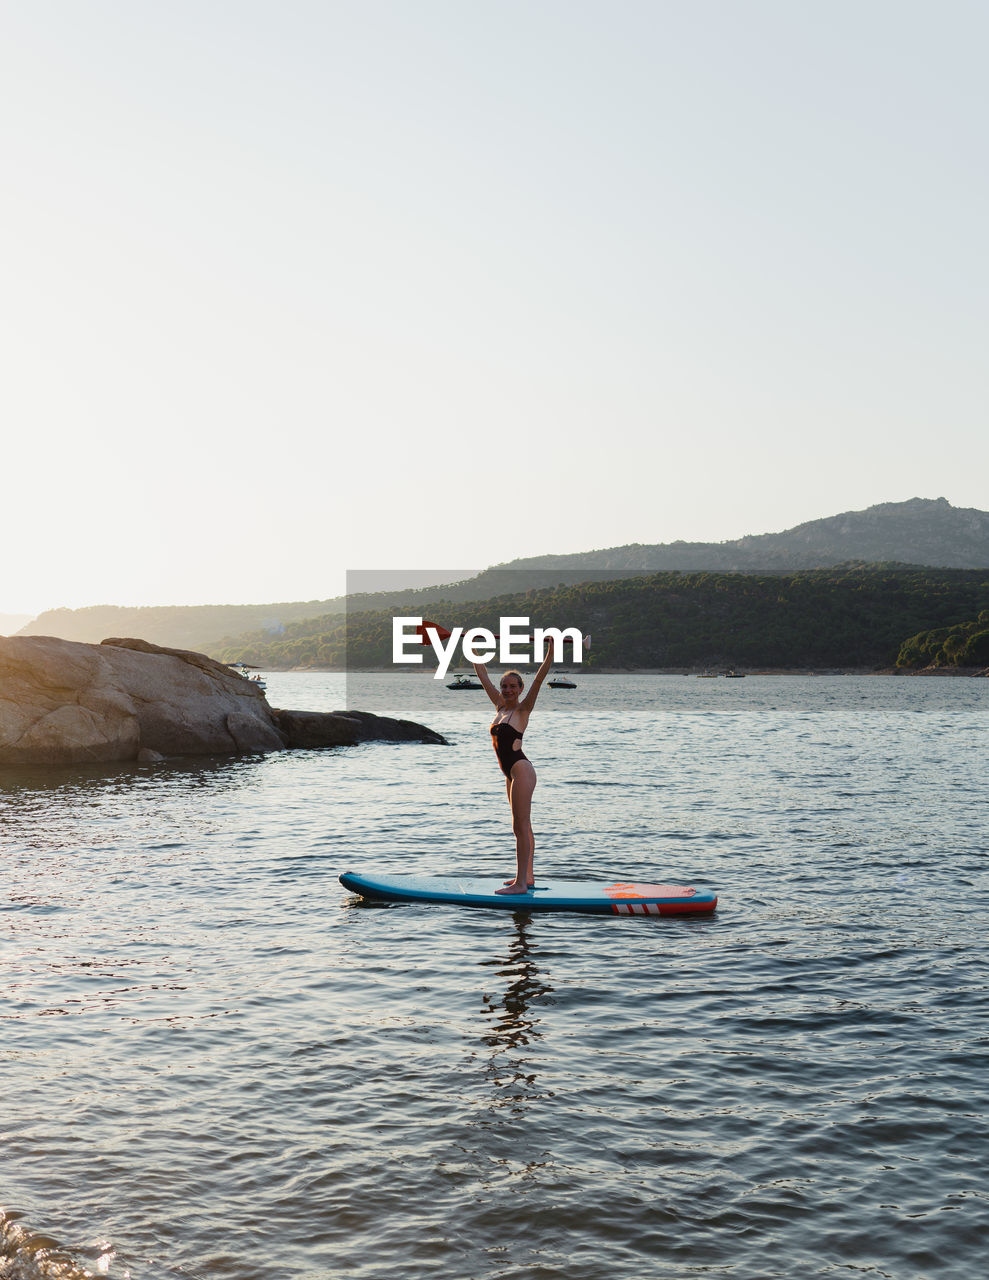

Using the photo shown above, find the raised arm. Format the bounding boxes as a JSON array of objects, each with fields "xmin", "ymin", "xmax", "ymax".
[
  {"xmin": 520, "ymin": 644, "xmax": 554, "ymax": 713},
  {"xmin": 472, "ymin": 661, "xmax": 502, "ymax": 707}
]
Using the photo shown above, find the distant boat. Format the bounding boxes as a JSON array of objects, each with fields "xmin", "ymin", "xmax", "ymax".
[
  {"xmin": 228, "ymin": 662, "xmax": 267, "ymax": 691},
  {"xmin": 548, "ymin": 672, "xmax": 577, "ymax": 688},
  {"xmin": 724, "ymin": 669, "xmax": 746, "ymax": 679},
  {"xmin": 447, "ymin": 673, "xmax": 482, "ymax": 690}
]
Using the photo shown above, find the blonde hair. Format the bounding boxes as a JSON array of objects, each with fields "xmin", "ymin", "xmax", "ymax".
[{"xmin": 501, "ymin": 669, "xmax": 525, "ymax": 690}]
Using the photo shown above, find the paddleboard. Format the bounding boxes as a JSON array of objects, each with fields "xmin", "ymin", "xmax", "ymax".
[{"xmin": 339, "ymin": 871, "xmax": 717, "ymax": 915}]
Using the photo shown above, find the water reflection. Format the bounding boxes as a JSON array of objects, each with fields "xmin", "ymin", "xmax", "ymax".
[
  {"xmin": 0, "ymin": 755, "xmax": 271, "ymax": 852},
  {"xmin": 6, "ymin": 674, "xmax": 989, "ymax": 1280},
  {"xmin": 476, "ymin": 914, "xmax": 553, "ymax": 1111},
  {"xmin": 0, "ymin": 753, "xmax": 266, "ymax": 800}
]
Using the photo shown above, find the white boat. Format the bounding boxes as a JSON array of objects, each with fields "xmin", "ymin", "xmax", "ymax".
[
  {"xmin": 548, "ymin": 672, "xmax": 577, "ymax": 689},
  {"xmin": 228, "ymin": 662, "xmax": 267, "ymax": 691}
]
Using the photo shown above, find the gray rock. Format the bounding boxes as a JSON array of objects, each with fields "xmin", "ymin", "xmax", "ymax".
[
  {"xmin": 273, "ymin": 708, "xmax": 447, "ymax": 748},
  {"xmin": 0, "ymin": 635, "xmax": 285, "ymax": 764},
  {"xmin": 0, "ymin": 635, "xmax": 446, "ymax": 765}
]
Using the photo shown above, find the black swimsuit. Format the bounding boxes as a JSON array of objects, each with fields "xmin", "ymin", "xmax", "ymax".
[{"xmin": 490, "ymin": 715, "xmax": 528, "ymax": 778}]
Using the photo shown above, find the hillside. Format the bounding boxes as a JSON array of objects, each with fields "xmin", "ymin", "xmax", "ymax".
[
  {"xmin": 497, "ymin": 498, "xmax": 989, "ymax": 572},
  {"xmin": 897, "ymin": 610, "xmax": 989, "ymax": 669},
  {"xmin": 17, "ymin": 600, "xmax": 342, "ymax": 652},
  {"xmin": 311, "ymin": 498, "xmax": 989, "ymax": 617},
  {"xmin": 217, "ymin": 568, "xmax": 989, "ymax": 671},
  {"xmin": 16, "ymin": 497, "xmax": 989, "ymax": 657}
]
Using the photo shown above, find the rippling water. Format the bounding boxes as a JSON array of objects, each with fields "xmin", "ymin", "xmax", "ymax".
[{"xmin": 2, "ymin": 673, "xmax": 988, "ymax": 1279}]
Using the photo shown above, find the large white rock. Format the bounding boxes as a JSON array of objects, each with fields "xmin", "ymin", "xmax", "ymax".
[{"xmin": 0, "ymin": 635, "xmax": 285, "ymax": 764}]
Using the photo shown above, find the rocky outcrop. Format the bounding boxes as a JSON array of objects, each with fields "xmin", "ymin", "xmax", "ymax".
[
  {"xmin": 274, "ymin": 708, "xmax": 446, "ymax": 748},
  {"xmin": 0, "ymin": 635, "xmax": 284, "ymax": 764},
  {"xmin": 0, "ymin": 636, "xmax": 446, "ymax": 765}
]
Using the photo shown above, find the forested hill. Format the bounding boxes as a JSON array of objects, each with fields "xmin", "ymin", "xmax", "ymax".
[
  {"xmin": 217, "ymin": 568, "xmax": 989, "ymax": 671},
  {"xmin": 16, "ymin": 498, "xmax": 989, "ymax": 656},
  {"xmin": 897, "ymin": 611, "xmax": 989, "ymax": 669},
  {"xmin": 496, "ymin": 498, "xmax": 989, "ymax": 572}
]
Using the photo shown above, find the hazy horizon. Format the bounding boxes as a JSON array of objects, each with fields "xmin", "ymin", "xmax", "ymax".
[{"xmin": 4, "ymin": 2, "xmax": 987, "ymax": 616}]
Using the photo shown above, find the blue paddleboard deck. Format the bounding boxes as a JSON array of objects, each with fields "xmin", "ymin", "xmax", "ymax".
[{"xmin": 339, "ymin": 871, "xmax": 718, "ymax": 915}]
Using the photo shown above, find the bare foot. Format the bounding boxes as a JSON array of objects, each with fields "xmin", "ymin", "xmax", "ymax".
[
  {"xmin": 504, "ymin": 879, "xmax": 535, "ymax": 888},
  {"xmin": 496, "ymin": 882, "xmax": 531, "ymax": 895}
]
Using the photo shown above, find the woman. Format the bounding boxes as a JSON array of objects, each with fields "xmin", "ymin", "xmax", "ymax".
[{"xmin": 473, "ymin": 646, "xmax": 554, "ymax": 895}]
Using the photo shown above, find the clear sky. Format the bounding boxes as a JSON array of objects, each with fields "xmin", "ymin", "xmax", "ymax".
[{"xmin": 2, "ymin": 0, "xmax": 987, "ymax": 616}]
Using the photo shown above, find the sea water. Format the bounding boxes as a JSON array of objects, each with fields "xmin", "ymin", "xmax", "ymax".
[{"xmin": 1, "ymin": 673, "xmax": 987, "ymax": 1279}]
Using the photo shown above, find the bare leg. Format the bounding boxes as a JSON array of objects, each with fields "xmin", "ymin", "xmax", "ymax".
[
  {"xmin": 503, "ymin": 775, "xmax": 535, "ymax": 886},
  {"xmin": 497, "ymin": 762, "xmax": 536, "ymax": 894}
]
